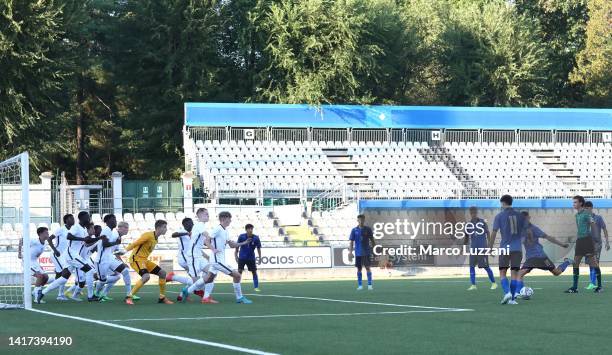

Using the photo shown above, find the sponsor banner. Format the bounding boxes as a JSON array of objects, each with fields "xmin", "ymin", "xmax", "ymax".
[
  {"xmin": 29, "ymin": 246, "xmax": 341, "ymax": 273},
  {"xmin": 252, "ymin": 247, "xmax": 332, "ymax": 269},
  {"xmin": 39, "ymin": 252, "xmax": 55, "ymax": 272},
  {"xmin": 332, "ymin": 246, "xmax": 434, "ymax": 267}
]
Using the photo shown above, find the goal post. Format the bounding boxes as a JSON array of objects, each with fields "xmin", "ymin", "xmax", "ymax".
[{"xmin": 0, "ymin": 152, "xmax": 30, "ymax": 309}]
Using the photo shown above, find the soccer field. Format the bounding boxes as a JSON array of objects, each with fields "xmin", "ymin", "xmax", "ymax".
[{"xmin": 1, "ymin": 276, "xmax": 610, "ymax": 354}]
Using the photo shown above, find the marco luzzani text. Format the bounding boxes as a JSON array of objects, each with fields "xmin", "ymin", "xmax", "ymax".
[{"xmin": 371, "ymin": 219, "xmax": 510, "ymax": 257}]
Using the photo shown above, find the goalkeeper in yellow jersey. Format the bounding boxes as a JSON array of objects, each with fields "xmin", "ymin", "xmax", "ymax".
[{"xmin": 125, "ymin": 220, "xmax": 173, "ymax": 305}]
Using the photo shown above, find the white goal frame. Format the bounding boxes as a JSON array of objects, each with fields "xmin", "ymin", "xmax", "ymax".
[{"xmin": 0, "ymin": 152, "xmax": 30, "ymax": 309}]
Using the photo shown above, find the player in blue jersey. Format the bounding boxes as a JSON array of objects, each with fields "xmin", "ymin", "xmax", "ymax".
[
  {"xmin": 518, "ymin": 211, "xmax": 571, "ymax": 295},
  {"xmin": 489, "ymin": 195, "xmax": 528, "ymax": 304},
  {"xmin": 465, "ymin": 207, "xmax": 496, "ymax": 290},
  {"xmin": 235, "ymin": 224, "xmax": 262, "ymax": 291},
  {"xmin": 349, "ymin": 214, "xmax": 375, "ymax": 290},
  {"xmin": 584, "ymin": 201, "xmax": 609, "ymax": 290}
]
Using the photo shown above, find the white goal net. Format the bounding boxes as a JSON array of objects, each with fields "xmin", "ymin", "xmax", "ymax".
[{"xmin": 0, "ymin": 152, "xmax": 30, "ymax": 309}]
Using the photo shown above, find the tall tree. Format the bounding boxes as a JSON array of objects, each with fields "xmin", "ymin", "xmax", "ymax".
[
  {"xmin": 403, "ymin": 0, "xmax": 551, "ymax": 106},
  {"xmin": 0, "ymin": 0, "xmax": 66, "ymax": 169},
  {"xmin": 514, "ymin": 0, "xmax": 589, "ymax": 106},
  {"xmin": 256, "ymin": 0, "xmax": 383, "ymax": 105},
  {"xmin": 570, "ymin": 0, "xmax": 612, "ymax": 107},
  {"xmin": 112, "ymin": 0, "xmax": 223, "ymax": 179}
]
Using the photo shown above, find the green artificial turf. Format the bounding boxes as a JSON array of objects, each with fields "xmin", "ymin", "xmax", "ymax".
[{"xmin": 1, "ymin": 276, "xmax": 610, "ymax": 355}]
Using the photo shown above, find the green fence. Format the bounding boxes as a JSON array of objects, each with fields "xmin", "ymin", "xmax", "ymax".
[{"xmin": 122, "ymin": 180, "xmax": 183, "ymax": 213}]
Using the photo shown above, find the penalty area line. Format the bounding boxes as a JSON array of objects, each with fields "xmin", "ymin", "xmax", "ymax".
[
  {"xmin": 28, "ymin": 308, "xmax": 279, "ymax": 355},
  {"xmin": 241, "ymin": 293, "xmax": 474, "ymax": 312},
  {"xmin": 107, "ymin": 309, "xmax": 472, "ymax": 322}
]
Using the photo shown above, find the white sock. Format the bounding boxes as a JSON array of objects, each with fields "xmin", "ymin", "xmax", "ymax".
[
  {"xmin": 121, "ymin": 268, "xmax": 131, "ymax": 296},
  {"xmin": 72, "ymin": 286, "xmax": 82, "ymax": 298},
  {"xmin": 42, "ymin": 277, "xmax": 68, "ymax": 295},
  {"xmin": 34, "ymin": 286, "xmax": 41, "ymax": 294},
  {"xmin": 58, "ymin": 283, "xmax": 65, "ymax": 296},
  {"xmin": 204, "ymin": 282, "xmax": 215, "ymax": 298},
  {"xmin": 171, "ymin": 274, "xmax": 193, "ymax": 286},
  {"xmin": 86, "ymin": 271, "xmax": 94, "ymax": 298},
  {"xmin": 95, "ymin": 280, "xmax": 105, "ymax": 294},
  {"xmin": 100, "ymin": 275, "xmax": 120, "ymax": 297},
  {"xmin": 188, "ymin": 278, "xmax": 205, "ymax": 294},
  {"xmin": 233, "ymin": 282, "xmax": 243, "ymax": 299}
]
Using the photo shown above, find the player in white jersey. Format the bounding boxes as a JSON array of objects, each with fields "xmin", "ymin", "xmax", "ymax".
[
  {"xmin": 66, "ymin": 212, "xmax": 100, "ymax": 302},
  {"xmin": 48, "ymin": 214, "xmax": 74, "ymax": 300},
  {"xmin": 66, "ymin": 223, "xmax": 99, "ymax": 301},
  {"xmin": 19, "ymin": 227, "xmax": 52, "ymax": 303},
  {"xmin": 181, "ymin": 211, "xmax": 253, "ymax": 304},
  {"xmin": 172, "ymin": 218, "xmax": 194, "ymax": 272},
  {"xmin": 189, "ymin": 209, "xmax": 211, "ymax": 280},
  {"xmin": 37, "ymin": 212, "xmax": 99, "ymax": 303},
  {"xmin": 171, "ymin": 217, "xmax": 206, "ymax": 301},
  {"xmin": 93, "ymin": 216, "xmax": 133, "ymax": 302}
]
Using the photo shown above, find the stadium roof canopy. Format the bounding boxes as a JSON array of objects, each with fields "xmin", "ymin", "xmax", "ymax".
[{"xmin": 185, "ymin": 103, "xmax": 612, "ymax": 130}]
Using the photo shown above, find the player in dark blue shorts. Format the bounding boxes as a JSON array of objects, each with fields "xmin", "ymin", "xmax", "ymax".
[
  {"xmin": 518, "ymin": 211, "xmax": 571, "ymax": 295},
  {"xmin": 490, "ymin": 195, "xmax": 528, "ymax": 305},
  {"xmin": 235, "ymin": 224, "xmax": 262, "ymax": 291},
  {"xmin": 349, "ymin": 215, "xmax": 375, "ymax": 290},
  {"xmin": 465, "ymin": 206, "xmax": 496, "ymax": 291}
]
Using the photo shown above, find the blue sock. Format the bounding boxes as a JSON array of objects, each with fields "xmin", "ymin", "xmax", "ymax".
[
  {"xmin": 589, "ymin": 267, "xmax": 596, "ymax": 285},
  {"xmin": 253, "ymin": 273, "xmax": 259, "ymax": 288},
  {"xmin": 510, "ymin": 280, "xmax": 517, "ymax": 300},
  {"xmin": 469, "ymin": 266, "xmax": 476, "ymax": 285},
  {"xmin": 501, "ymin": 277, "xmax": 510, "ymax": 294},
  {"xmin": 357, "ymin": 272, "xmax": 363, "ymax": 286},
  {"xmin": 516, "ymin": 280, "xmax": 524, "ymax": 295},
  {"xmin": 485, "ymin": 267, "xmax": 495, "ymax": 283},
  {"xmin": 559, "ymin": 260, "xmax": 570, "ymax": 273},
  {"xmin": 367, "ymin": 272, "xmax": 372, "ymax": 286}
]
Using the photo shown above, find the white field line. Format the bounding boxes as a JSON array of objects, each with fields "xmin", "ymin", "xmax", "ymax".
[
  {"xmin": 240, "ymin": 293, "xmax": 473, "ymax": 311},
  {"xmin": 103, "ymin": 290, "xmax": 474, "ymax": 312},
  {"xmin": 106, "ymin": 309, "xmax": 470, "ymax": 322},
  {"xmin": 28, "ymin": 308, "xmax": 279, "ymax": 355}
]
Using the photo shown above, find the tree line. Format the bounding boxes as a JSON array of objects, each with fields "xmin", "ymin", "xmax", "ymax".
[{"xmin": 1, "ymin": 0, "xmax": 609, "ymax": 182}]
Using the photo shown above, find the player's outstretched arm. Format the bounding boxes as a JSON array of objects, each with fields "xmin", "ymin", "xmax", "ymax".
[
  {"xmin": 48, "ymin": 237, "xmax": 61, "ymax": 257},
  {"xmin": 204, "ymin": 235, "xmax": 218, "ymax": 254},
  {"xmin": 101, "ymin": 235, "xmax": 120, "ymax": 247},
  {"xmin": 228, "ymin": 238, "xmax": 251, "ymax": 248},
  {"xmin": 171, "ymin": 231, "xmax": 189, "ymax": 239},
  {"xmin": 66, "ymin": 232, "xmax": 86, "ymax": 242},
  {"xmin": 543, "ymin": 234, "xmax": 569, "ymax": 248},
  {"xmin": 126, "ymin": 233, "xmax": 149, "ymax": 251}
]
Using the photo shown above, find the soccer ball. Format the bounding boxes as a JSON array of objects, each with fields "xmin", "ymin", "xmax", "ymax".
[{"xmin": 519, "ymin": 287, "xmax": 534, "ymax": 300}]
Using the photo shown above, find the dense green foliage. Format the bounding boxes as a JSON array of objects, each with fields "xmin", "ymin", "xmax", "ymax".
[{"xmin": 1, "ymin": 0, "xmax": 609, "ymax": 181}]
